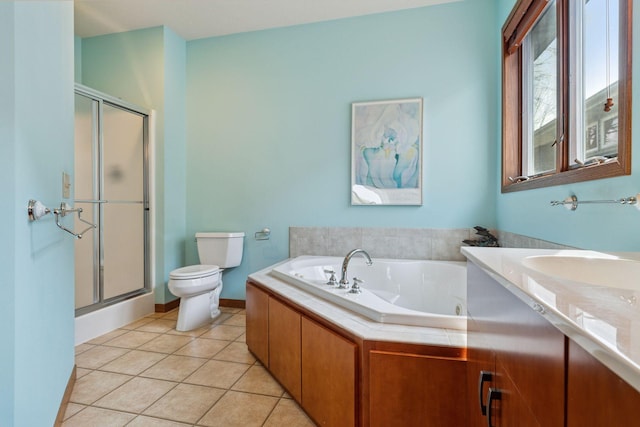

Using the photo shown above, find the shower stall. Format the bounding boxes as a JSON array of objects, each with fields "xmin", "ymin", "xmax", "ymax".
[{"xmin": 74, "ymin": 84, "xmax": 151, "ymax": 319}]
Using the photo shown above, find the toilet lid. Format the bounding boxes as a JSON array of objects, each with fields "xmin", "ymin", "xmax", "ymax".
[{"xmin": 170, "ymin": 265, "xmax": 220, "ymax": 280}]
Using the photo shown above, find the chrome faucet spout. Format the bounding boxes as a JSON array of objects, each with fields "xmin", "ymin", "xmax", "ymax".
[{"xmin": 339, "ymin": 249, "xmax": 372, "ymax": 288}]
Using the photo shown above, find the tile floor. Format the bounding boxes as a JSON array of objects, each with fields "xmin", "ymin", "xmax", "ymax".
[{"xmin": 64, "ymin": 307, "xmax": 316, "ymax": 426}]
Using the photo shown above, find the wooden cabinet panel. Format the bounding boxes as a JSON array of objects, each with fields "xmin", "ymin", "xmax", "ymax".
[
  {"xmin": 466, "ymin": 344, "xmax": 495, "ymax": 426},
  {"xmin": 369, "ymin": 350, "xmax": 467, "ymax": 427},
  {"xmin": 467, "ymin": 262, "xmax": 565, "ymax": 427},
  {"xmin": 493, "ymin": 360, "xmax": 540, "ymax": 427},
  {"xmin": 269, "ymin": 297, "xmax": 302, "ymax": 401},
  {"xmin": 301, "ymin": 316, "xmax": 356, "ymax": 427},
  {"xmin": 245, "ymin": 282, "xmax": 269, "ymax": 365},
  {"xmin": 567, "ymin": 339, "xmax": 640, "ymax": 426}
]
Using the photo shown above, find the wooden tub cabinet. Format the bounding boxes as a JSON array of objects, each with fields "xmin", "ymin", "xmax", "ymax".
[{"xmin": 246, "ymin": 280, "xmax": 468, "ymax": 427}]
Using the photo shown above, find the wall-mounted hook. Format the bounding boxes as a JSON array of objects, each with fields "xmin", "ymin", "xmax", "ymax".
[{"xmin": 28, "ymin": 200, "xmax": 51, "ymax": 221}]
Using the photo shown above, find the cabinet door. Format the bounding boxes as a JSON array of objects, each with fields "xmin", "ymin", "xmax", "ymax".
[
  {"xmin": 269, "ymin": 297, "xmax": 302, "ymax": 401},
  {"xmin": 567, "ymin": 339, "xmax": 640, "ymax": 426},
  {"xmin": 467, "ymin": 343, "xmax": 495, "ymax": 426},
  {"xmin": 467, "ymin": 262, "xmax": 565, "ymax": 427},
  {"xmin": 492, "ymin": 360, "xmax": 541, "ymax": 427},
  {"xmin": 370, "ymin": 350, "xmax": 467, "ymax": 426},
  {"xmin": 246, "ymin": 282, "xmax": 269, "ymax": 365},
  {"xmin": 301, "ymin": 317, "xmax": 356, "ymax": 427},
  {"xmin": 467, "ymin": 263, "xmax": 498, "ymax": 427}
]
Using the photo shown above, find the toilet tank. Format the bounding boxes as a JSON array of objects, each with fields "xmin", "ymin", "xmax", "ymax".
[{"xmin": 195, "ymin": 232, "xmax": 244, "ymax": 268}]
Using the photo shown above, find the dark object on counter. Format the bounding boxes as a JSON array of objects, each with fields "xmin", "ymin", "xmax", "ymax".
[{"xmin": 463, "ymin": 226, "xmax": 500, "ymax": 247}]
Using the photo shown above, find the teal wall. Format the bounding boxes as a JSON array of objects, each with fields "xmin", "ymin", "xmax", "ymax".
[
  {"xmin": 185, "ymin": 0, "xmax": 499, "ymax": 299},
  {"xmin": 76, "ymin": 0, "xmax": 640, "ymax": 306},
  {"xmin": 81, "ymin": 27, "xmax": 187, "ymax": 304},
  {"xmin": 495, "ymin": 1, "xmax": 640, "ymax": 252},
  {"xmin": 1, "ymin": 1, "xmax": 75, "ymax": 425}
]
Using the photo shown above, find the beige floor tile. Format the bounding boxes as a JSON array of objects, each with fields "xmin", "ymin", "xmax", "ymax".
[
  {"xmin": 200, "ymin": 325, "xmax": 245, "ymax": 341},
  {"xmin": 223, "ymin": 314, "xmax": 246, "ymax": 327},
  {"xmin": 144, "ymin": 312, "xmax": 165, "ymax": 319},
  {"xmin": 62, "ymin": 406, "xmax": 136, "ymax": 426},
  {"xmin": 62, "ymin": 402, "xmax": 85, "ymax": 420},
  {"xmin": 75, "ymin": 368, "xmax": 92, "ymax": 379},
  {"xmin": 104, "ymin": 330, "xmax": 161, "ymax": 349},
  {"xmin": 99, "ymin": 350, "xmax": 167, "ymax": 375},
  {"xmin": 213, "ymin": 342, "xmax": 256, "ymax": 364},
  {"xmin": 198, "ymin": 390, "xmax": 278, "ymax": 427},
  {"xmin": 235, "ymin": 333, "xmax": 246, "ymax": 343},
  {"xmin": 138, "ymin": 334, "xmax": 193, "ymax": 353},
  {"xmin": 94, "ymin": 377, "xmax": 176, "ymax": 414},
  {"xmin": 143, "ymin": 383, "xmax": 225, "ymax": 424},
  {"xmin": 74, "ymin": 343, "xmax": 95, "ymax": 355},
  {"xmin": 231, "ymin": 365, "xmax": 284, "ymax": 397},
  {"xmin": 211, "ymin": 312, "xmax": 233, "ymax": 325},
  {"xmin": 70, "ymin": 371, "xmax": 132, "ymax": 405},
  {"xmin": 75, "ymin": 346, "xmax": 129, "ymax": 369},
  {"xmin": 128, "ymin": 415, "xmax": 191, "ymax": 426},
  {"xmin": 86, "ymin": 328, "xmax": 128, "ymax": 345},
  {"xmin": 184, "ymin": 360, "xmax": 250, "ymax": 389},
  {"xmin": 174, "ymin": 337, "xmax": 229, "ymax": 358},
  {"xmin": 263, "ymin": 398, "xmax": 316, "ymax": 427},
  {"xmin": 141, "ymin": 354, "xmax": 207, "ymax": 382},
  {"xmin": 165, "ymin": 324, "xmax": 210, "ymax": 337},
  {"xmin": 220, "ymin": 306, "xmax": 242, "ymax": 314},
  {"xmin": 135, "ymin": 319, "xmax": 176, "ymax": 333},
  {"xmin": 160, "ymin": 310, "xmax": 179, "ymax": 320},
  {"xmin": 120, "ymin": 317, "xmax": 155, "ymax": 330}
]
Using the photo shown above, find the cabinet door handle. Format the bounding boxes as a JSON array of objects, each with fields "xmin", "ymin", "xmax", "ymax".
[
  {"xmin": 478, "ymin": 371, "xmax": 492, "ymax": 415},
  {"xmin": 486, "ymin": 387, "xmax": 502, "ymax": 427}
]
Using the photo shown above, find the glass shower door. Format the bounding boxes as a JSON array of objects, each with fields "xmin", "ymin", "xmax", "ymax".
[
  {"xmin": 74, "ymin": 88, "xmax": 149, "ymax": 314},
  {"xmin": 102, "ymin": 103, "xmax": 146, "ymax": 300}
]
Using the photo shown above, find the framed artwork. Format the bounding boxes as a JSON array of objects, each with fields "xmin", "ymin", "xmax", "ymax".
[{"xmin": 351, "ymin": 98, "xmax": 423, "ymax": 205}]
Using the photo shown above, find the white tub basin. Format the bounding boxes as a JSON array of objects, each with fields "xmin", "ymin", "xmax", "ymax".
[
  {"xmin": 522, "ymin": 255, "xmax": 640, "ymax": 290},
  {"xmin": 270, "ymin": 256, "xmax": 467, "ymax": 329}
]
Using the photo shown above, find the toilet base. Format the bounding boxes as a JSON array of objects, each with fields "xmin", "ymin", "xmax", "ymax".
[{"xmin": 175, "ymin": 290, "xmax": 221, "ymax": 332}]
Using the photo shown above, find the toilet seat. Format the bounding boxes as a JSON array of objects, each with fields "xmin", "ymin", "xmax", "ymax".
[{"xmin": 169, "ymin": 264, "xmax": 220, "ymax": 280}]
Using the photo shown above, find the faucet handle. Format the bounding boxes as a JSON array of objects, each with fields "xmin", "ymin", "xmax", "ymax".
[
  {"xmin": 348, "ymin": 277, "xmax": 364, "ymax": 294},
  {"xmin": 324, "ymin": 269, "xmax": 338, "ymax": 286}
]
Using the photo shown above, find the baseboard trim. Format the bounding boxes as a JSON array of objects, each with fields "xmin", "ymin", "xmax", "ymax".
[
  {"xmin": 220, "ymin": 298, "xmax": 246, "ymax": 309},
  {"xmin": 155, "ymin": 298, "xmax": 180, "ymax": 313},
  {"xmin": 155, "ymin": 298, "xmax": 245, "ymax": 313},
  {"xmin": 54, "ymin": 365, "xmax": 76, "ymax": 426}
]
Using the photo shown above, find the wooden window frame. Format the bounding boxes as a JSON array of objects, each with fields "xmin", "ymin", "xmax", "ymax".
[{"xmin": 501, "ymin": 0, "xmax": 632, "ymax": 193}]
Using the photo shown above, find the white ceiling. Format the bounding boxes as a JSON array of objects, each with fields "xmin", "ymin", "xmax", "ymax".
[{"xmin": 74, "ymin": 0, "xmax": 459, "ymax": 41}]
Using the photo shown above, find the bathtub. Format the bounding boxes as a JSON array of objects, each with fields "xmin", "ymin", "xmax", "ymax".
[{"xmin": 270, "ymin": 255, "xmax": 466, "ymax": 330}]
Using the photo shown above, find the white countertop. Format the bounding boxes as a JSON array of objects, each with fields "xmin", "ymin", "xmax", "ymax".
[
  {"xmin": 462, "ymin": 246, "xmax": 640, "ymax": 393},
  {"xmin": 248, "ymin": 260, "xmax": 467, "ymax": 349}
]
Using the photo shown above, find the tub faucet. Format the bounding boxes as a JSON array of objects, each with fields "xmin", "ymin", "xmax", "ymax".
[{"xmin": 339, "ymin": 249, "xmax": 372, "ymax": 289}]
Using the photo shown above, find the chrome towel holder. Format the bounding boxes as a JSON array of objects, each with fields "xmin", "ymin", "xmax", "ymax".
[
  {"xmin": 550, "ymin": 193, "xmax": 640, "ymax": 211},
  {"xmin": 28, "ymin": 199, "xmax": 96, "ymax": 239}
]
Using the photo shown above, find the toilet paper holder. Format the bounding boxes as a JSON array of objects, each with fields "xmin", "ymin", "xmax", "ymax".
[
  {"xmin": 28, "ymin": 199, "xmax": 96, "ymax": 239},
  {"xmin": 254, "ymin": 228, "xmax": 271, "ymax": 240}
]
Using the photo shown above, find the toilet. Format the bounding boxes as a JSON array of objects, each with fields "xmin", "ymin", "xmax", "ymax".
[{"xmin": 168, "ymin": 232, "xmax": 244, "ymax": 331}]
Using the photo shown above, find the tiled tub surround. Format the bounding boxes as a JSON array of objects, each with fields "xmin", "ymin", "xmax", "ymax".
[
  {"xmin": 289, "ymin": 227, "xmax": 572, "ymax": 261},
  {"xmin": 64, "ymin": 307, "xmax": 314, "ymax": 426}
]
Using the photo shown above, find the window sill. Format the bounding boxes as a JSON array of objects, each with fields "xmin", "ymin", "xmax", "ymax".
[{"xmin": 501, "ymin": 160, "xmax": 631, "ymax": 193}]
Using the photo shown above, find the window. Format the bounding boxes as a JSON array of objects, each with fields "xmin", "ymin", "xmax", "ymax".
[{"xmin": 502, "ymin": 0, "xmax": 632, "ymax": 192}]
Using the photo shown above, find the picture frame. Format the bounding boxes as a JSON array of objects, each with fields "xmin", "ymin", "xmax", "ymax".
[{"xmin": 351, "ymin": 98, "xmax": 423, "ymax": 205}]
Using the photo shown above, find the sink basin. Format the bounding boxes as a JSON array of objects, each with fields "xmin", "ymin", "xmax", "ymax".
[{"xmin": 522, "ymin": 255, "xmax": 640, "ymax": 290}]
